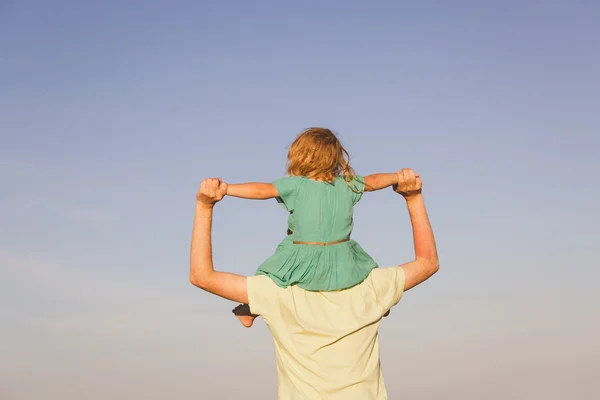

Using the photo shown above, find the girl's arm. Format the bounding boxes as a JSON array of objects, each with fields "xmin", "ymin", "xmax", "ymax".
[
  {"xmin": 363, "ymin": 173, "xmax": 399, "ymax": 192},
  {"xmin": 226, "ymin": 182, "xmax": 280, "ymax": 200}
]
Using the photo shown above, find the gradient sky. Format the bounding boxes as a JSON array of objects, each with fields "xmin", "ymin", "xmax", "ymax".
[{"xmin": 1, "ymin": 1, "xmax": 599, "ymax": 399}]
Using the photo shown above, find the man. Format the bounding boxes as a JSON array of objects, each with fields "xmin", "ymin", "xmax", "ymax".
[{"xmin": 190, "ymin": 169, "xmax": 439, "ymax": 399}]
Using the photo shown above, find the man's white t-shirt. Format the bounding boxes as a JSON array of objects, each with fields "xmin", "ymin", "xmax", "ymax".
[{"xmin": 247, "ymin": 267, "xmax": 406, "ymax": 399}]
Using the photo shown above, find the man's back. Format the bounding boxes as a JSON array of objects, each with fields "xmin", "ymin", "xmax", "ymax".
[{"xmin": 248, "ymin": 267, "xmax": 406, "ymax": 399}]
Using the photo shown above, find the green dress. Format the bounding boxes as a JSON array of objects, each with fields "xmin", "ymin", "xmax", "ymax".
[{"xmin": 255, "ymin": 175, "xmax": 378, "ymax": 291}]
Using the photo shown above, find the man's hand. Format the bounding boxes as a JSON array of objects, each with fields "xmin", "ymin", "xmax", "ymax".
[
  {"xmin": 393, "ymin": 168, "xmax": 422, "ymax": 199},
  {"xmin": 197, "ymin": 178, "xmax": 228, "ymax": 208}
]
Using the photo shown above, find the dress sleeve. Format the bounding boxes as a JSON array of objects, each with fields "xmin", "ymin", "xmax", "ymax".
[
  {"xmin": 272, "ymin": 176, "xmax": 299, "ymax": 211},
  {"xmin": 349, "ymin": 175, "xmax": 365, "ymax": 205}
]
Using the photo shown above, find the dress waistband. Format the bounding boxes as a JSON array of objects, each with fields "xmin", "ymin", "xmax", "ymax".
[{"xmin": 292, "ymin": 238, "xmax": 350, "ymax": 246}]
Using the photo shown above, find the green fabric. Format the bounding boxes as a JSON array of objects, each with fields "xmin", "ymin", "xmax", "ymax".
[{"xmin": 255, "ymin": 175, "xmax": 377, "ymax": 291}]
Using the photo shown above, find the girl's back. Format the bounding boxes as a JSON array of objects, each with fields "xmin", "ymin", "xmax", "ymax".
[
  {"xmin": 254, "ymin": 173, "xmax": 375, "ymax": 292},
  {"xmin": 275, "ymin": 176, "xmax": 363, "ymax": 243}
]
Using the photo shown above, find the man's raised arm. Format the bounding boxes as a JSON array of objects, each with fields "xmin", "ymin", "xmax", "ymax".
[
  {"xmin": 189, "ymin": 178, "xmax": 249, "ymax": 303},
  {"xmin": 394, "ymin": 169, "xmax": 439, "ymax": 291}
]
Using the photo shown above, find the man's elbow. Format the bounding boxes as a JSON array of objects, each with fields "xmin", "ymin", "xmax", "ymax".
[
  {"xmin": 189, "ymin": 274, "xmax": 203, "ymax": 288},
  {"xmin": 429, "ymin": 258, "xmax": 440, "ymax": 276},
  {"xmin": 189, "ymin": 270, "xmax": 212, "ymax": 290},
  {"xmin": 419, "ymin": 256, "xmax": 439, "ymax": 278}
]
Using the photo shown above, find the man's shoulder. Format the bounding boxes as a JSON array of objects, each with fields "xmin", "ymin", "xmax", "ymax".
[
  {"xmin": 366, "ymin": 266, "xmax": 405, "ymax": 286},
  {"xmin": 247, "ymin": 275, "xmax": 281, "ymax": 316},
  {"xmin": 247, "ymin": 267, "xmax": 406, "ymax": 317},
  {"xmin": 361, "ymin": 266, "xmax": 406, "ymax": 308},
  {"xmin": 247, "ymin": 274, "xmax": 278, "ymax": 290}
]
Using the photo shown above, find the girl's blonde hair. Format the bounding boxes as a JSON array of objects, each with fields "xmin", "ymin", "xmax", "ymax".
[{"xmin": 286, "ymin": 127, "xmax": 361, "ymax": 191}]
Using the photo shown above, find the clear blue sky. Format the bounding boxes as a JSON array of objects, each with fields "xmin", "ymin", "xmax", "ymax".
[{"xmin": 1, "ymin": 1, "xmax": 599, "ymax": 398}]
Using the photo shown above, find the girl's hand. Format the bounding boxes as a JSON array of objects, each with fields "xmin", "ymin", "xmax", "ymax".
[
  {"xmin": 393, "ymin": 169, "xmax": 422, "ymax": 198},
  {"xmin": 197, "ymin": 178, "xmax": 228, "ymax": 207}
]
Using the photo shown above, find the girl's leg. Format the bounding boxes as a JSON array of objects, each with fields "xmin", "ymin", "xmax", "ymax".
[
  {"xmin": 232, "ymin": 303, "xmax": 258, "ymax": 328},
  {"xmin": 233, "ymin": 228, "xmax": 289, "ymax": 327}
]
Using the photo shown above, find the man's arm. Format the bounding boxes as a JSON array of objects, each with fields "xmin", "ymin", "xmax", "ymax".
[
  {"xmin": 189, "ymin": 179, "xmax": 249, "ymax": 303},
  {"xmin": 364, "ymin": 173, "xmax": 399, "ymax": 192},
  {"xmin": 393, "ymin": 170, "xmax": 439, "ymax": 291},
  {"xmin": 226, "ymin": 182, "xmax": 279, "ymax": 200},
  {"xmin": 399, "ymin": 193, "xmax": 439, "ymax": 291}
]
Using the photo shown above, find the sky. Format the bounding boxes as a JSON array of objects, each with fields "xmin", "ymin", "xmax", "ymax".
[{"xmin": 1, "ymin": 0, "xmax": 599, "ymax": 399}]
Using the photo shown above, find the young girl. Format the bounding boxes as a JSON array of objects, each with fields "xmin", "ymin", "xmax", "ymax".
[{"xmin": 225, "ymin": 127, "xmax": 401, "ymax": 327}]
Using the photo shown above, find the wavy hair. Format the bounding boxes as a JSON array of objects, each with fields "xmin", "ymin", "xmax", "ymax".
[{"xmin": 286, "ymin": 127, "xmax": 361, "ymax": 191}]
